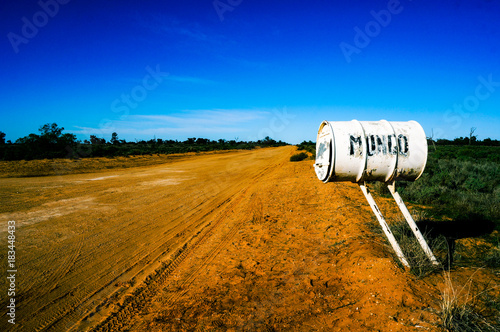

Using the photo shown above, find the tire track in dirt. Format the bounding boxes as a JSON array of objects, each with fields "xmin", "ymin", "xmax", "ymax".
[
  {"xmin": 1, "ymin": 230, "xmax": 88, "ymax": 332},
  {"xmin": 147, "ymin": 191, "xmax": 251, "ymax": 308},
  {"xmin": 59, "ymin": 196, "xmax": 239, "ymax": 331},
  {"xmin": 26, "ymin": 237, "xmax": 84, "ymax": 331},
  {"xmin": 86, "ymin": 206, "xmax": 227, "ymax": 331},
  {"xmin": 64, "ymin": 201, "xmax": 232, "ymax": 331},
  {"xmin": 59, "ymin": 175, "xmax": 245, "ymax": 330},
  {"xmin": 89, "ymin": 198, "xmax": 241, "ymax": 332}
]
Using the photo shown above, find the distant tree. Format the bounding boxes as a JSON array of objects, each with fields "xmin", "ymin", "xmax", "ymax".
[
  {"xmin": 39, "ymin": 123, "xmax": 64, "ymax": 138},
  {"xmin": 111, "ymin": 132, "xmax": 119, "ymax": 145},
  {"xmin": 90, "ymin": 135, "xmax": 106, "ymax": 145},
  {"xmin": 13, "ymin": 123, "xmax": 77, "ymax": 159},
  {"xmin": 436, "ymin": 139, "xmax": 451, "ymax": 145},
  {"xmin": 469, "ymin": 127, "xmax": 477, "ymax": 145},
  {"xmin": 59, "ymin": 133, "xmax": 77, "ymax": 146},
  {"xmin": 0, "ymin": 131, "xmax": 5, "ymax": 144},
  {"xmin": 259, "ymin": 136, "xmax": 276, "ymax": 146},
  {"xmin": 15, "ymin": 133, "xmax": 39, "ymax": 145},
  {"xmin": 454, "ymin": 137, "xmax": 469, "ymax": 145},
  {"xmin": 427, "ymin": 129, "xmax": 437, "ymax": 151},
  {"xmin": 196, "ymin": 138, "xmax": 209, "ymax": 145},
  {"xmin": 60, "ymin": 133, "xmax": 78, "ymax": 157}
]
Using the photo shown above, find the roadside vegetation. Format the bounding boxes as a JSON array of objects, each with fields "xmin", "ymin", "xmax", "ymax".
[
  {"xmin": 296, "ymin": 140, "xmax": 316, "ymax": 159},
  {"xmin": 290, "ymin": 140, "xmax": 316, "ymax": 162},
  {"xmin": 290, "ymin": 152, "xmax": 309, "ymax": 162},
  {"xmin": 0, "ymin": 123, "xmax": 288, "ymax": 161}
]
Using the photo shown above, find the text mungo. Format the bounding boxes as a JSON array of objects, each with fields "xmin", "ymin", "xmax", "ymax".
[{"xmin": 349, "ymin": 134, "xmax": 409, "ymax": 157}]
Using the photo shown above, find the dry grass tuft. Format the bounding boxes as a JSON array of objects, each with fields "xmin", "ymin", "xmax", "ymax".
[
  {"xmin": 389, "ymin": 212, "xmax": 447, "ymax": 277},
  {"xmin": 439, "ymin": 271, "xmax": 498, "ymax": 331}
]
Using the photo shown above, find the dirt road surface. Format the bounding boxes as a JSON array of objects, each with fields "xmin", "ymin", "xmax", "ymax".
[{"xmin": 0, "ymin": 147, "xmax": 496, "ymax": 331}]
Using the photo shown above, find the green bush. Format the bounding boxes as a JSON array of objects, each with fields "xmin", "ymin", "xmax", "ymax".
[
  {"xmin": 296, "ymin": 141, "xmax": 316, "ymax": 160},
  {"xmin": 290, "ymin": 152, "xmax": 309, "ymax": 162},
  {"xmin": 484, "ymin": 245, "xmax": 500, "ymax": 268}
]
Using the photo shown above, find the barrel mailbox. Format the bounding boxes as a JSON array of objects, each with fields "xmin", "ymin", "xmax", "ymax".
[
  {"xmin": 314, "ymin": 120, "xmax": 428, "ymax": 183},
  {"xmin": 314, "ymin": 119, "xmax": 439, "ymax": 268}
]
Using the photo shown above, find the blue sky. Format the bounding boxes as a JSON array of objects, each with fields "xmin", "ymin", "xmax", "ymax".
[{"xmin": 1, "ymin": 0, "xmax": 499, "ymax": 144}]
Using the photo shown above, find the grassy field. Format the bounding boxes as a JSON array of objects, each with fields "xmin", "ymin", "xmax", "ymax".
[
  {"xmin": 391, "ymin": 145, "xmax": 500, "ymax": 271},
  {"xmin": 398, "ymin": 145, "xmax": 500, "ymax": 223}
]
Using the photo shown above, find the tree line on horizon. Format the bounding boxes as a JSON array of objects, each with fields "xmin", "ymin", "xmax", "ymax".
[
  {"xmin": 0, "ymin": 123, "xmax": 288, "ymax": 161},
  {"xmin": 1, "ymin": 123, "xmax": 499, "ymax": 161}
]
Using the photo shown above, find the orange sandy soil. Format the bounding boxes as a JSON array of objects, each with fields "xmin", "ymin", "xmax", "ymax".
[{"xmin": 0, "ymin": 146, "xmax": 498, "ymax": 331}]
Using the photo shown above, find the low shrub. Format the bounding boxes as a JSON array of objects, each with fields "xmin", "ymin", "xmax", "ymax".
[
  {"xmin": 484, "ymin": 244, "xmax": 500, "ymax": 268},
  {"xmin": 290, "ymin": 152, "xmax": 309, "ymax": 162}
]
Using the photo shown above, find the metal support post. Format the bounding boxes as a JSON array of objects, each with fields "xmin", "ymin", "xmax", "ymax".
[
  {"xmin": 358, "ymin": 182, "xmax": 410, "ymax": 268},
  {"xmin": 387, "ymin": 181, "xmax": 440, "ymax": 266}
]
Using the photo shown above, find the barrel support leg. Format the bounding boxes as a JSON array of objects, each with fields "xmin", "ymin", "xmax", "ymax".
[
  {"xmin": 387, "ymin": 181, "xmax": 440, "ymax": 266},
  {"xmin": 358, "ymin": 182, "xmax": 410, "ymax": 268}
]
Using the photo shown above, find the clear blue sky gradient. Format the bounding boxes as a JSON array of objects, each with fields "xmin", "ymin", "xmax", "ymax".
[{"xmin": 1, "ymin": 0, "xmax": 499, "ymax": 144}]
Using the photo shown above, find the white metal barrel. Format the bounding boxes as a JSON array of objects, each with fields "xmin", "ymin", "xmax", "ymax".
[{"xmin": 314, "ymin": 120, "xmax": 428, "ymax": 183}]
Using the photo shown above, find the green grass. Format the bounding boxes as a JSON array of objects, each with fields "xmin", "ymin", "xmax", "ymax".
[
  {"xmin": 431, "ymin": 145, "xmax": 500, "ymax": 163},
  {"xmin": 397, "ymin": 156, "xmax": 500, "ymax": 224}
]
